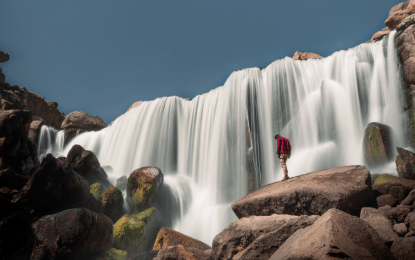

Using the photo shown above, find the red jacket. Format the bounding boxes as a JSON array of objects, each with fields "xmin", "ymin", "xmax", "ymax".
[{"xmin": 277, "ymin": 136, "xmax": 291, "ymax": 155}]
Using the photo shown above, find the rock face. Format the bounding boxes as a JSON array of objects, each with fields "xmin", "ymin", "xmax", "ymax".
[
  {"xmin": 0, "ymin": 68, "xmax": 5, "ymax": 84},
  {"xmin": 0, "ymin": 50, "xmax": 10, "ymax": 63},
  {"xmin": 154, "ymin": 245, "xmax": 212, "ymax": 260},
  {"xmin": 269, "ymin": 209, "xmax": 395, "ymax": 260},
  {"xmin": 374, "ymin": 173, "xmax": 415, "ymax": 188},
  {"xmin": 61, "ymin": 110, "xmax": 106, "ymax": 131},
  {"xmin": 28, "ymin": 117, "xmax": 43, "ymax": 145},
  {"xmin": 153, "ymin": 227, "xmax": 211, "ymax": 251},
  {"xmin": 113, "ymin": 207, "xmax": 159, "ymax": 255},
  {"xmin": 64, "ymin": 127, "xmax": 87, "ymax": 145},
  {"xmin": 396, "ymin": 147, "xmax": 415, "ymax": 179},
  {"xmin": 232, "ymin": 165, "xmax": 375, "ymax": 218},
  {"xmin": 371, "ymin": 27, "xmax": 392, "ymax": 42},
  {"xmin": 390, "ymin": 237, "xmax": 415, "ymax": 260},
  {"xmin": 360, "ymin": 207, "xmax": 398, "ymax": 245},
  {"xmin": 31, "ymin": 208, "xmax": 113, "ymax": 259},
  {"xmin": 292, "ymin": 51, "xmax": 323, "ymax": 60},
  {"xmin": 127, "ymin": 166, "xmax": 164, "ymax": 214},
  {"xmin": 386, "ymin": 0, "xmax": 415, "ymax": 29},
  {"xmin": 97, "ymin": 186, "xmax": 124, "ymax": 223},
  {"xmin": 363, "ymin": 122, "xmax": 394, "ymax": 166}
]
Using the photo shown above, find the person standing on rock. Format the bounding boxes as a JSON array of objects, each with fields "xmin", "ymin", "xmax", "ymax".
[{"xmin": 275, "ymin": 134, "xmax": 291, "ymax": 181}]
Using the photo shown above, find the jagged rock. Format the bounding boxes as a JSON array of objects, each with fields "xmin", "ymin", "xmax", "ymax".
[
  {"xmin": 154, "ymin": 245, "xmax": 212, "ymax": 260},
  {"xmin": 64, "ymin": 127, "xmax": 87, "ymax": 145},
  {"xmin": 371, "ymin": 27, "xmax": 392, "ymax": 42},
  {"xmin": 402, "ymin": 189, "xmax": 415, "ymax": 205},
  {"xmin": 390, "ymin": 237, "xmax": 415, "ymax": 260},
  {"xmin": 97, "ymin": 186, "xmax": 124, "ymax": 223},
  {"xmin": 391, "ymin": 205, "xmax": 412, "ymax": 223},
  {"xmin": 386, "ymin": 0, "xmax": 415, "ymax": 30},
  {"xmin": 389, "ymin": 185, "xmax": 414, "ymax": 203},
  {"xmin": 396, "ymin": 147, "xmax": 415, "ymax": 179},
  {"xmin": 127, "ymin": 167, "xmax": 163, "ymax": 214},
  {"xmin": 361, "ymin": 207, "xmax": 398, "ymax": 246},
  {"xmin": 269, "ymin": 209, "xmax": 395, "ymax": 260},
  {"xmin": 153, "ymin": 227, "xmax": 211, "ymax": 251},
  {"xmin": 28, "ymin": 117, "xmax": 43, "ymax": 146},
  {"xmin": 61, "ymin": 110, "xmax": 106, "ymax": 131},
  {"xmin": 0, "ymin": 68, "xmax": 5, "ymax": 84},
  {"xmin": 378, "ymin": 205, "xmax": 398, "ymax": 225},
  {"xmin": 31, "ymin": 208, "xmax": 113, "ymax": 259},
  {"xmin": 113, "ymin": 208, "xmax": 159, "ymax": 255},
  {"xmin": 363, "ymin": 122, "xmax": 394, "ymax": 166},
  {"xmin": 395, "ymin": 223, "xmax": 409, "ymax": 237},
  {"xmin": 372, "ymin": 182, "xmax": 413, "ymax": 202},
  {"xmin": 90, "ymin": 183, "xmax": 105, "ymax": 198},
  {"xmin": 374, "ymin": 174, "xmax": 415, "ymax": 188},
  {"xmin": 116, "ymin": 175, "xmax": 128, "ymax": 192},
  {"xmin": 377, "ymin": 194, "xmax": 399, "ymax": 207},
  {"xmin": 292, "ymin": 51, "xmax": 323, "ymax": 60},
  {"xmin": 0, "ymin": 50, "xmax": 10, "ymax": 63},
  {"xmin": 405, "ymin": 212, "xmax": 415, "ymax": 231},
  {"xmin": 232, "ymin": 165, "xmax": 375, "ymax": 218},
  {"xmin": 131, "ymin": 250, "xmax": 159, "ymax": 260}
]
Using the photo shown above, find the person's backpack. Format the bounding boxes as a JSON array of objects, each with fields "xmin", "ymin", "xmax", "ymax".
[{"xmin": 278, "ymin": 137, "xmax": 291, "ymax": 155}]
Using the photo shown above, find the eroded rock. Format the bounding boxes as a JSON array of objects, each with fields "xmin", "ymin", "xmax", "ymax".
[
  {"xmin": 61, "ymin": 110, "xmax": 106, "ymax": 131},
  {"xmin": 292, "ymin": 51, "xmax": 323, "ymax": 60},
  {"xmin": 153, "ymin": 227, "xmax": 210, "ymax": 251}
]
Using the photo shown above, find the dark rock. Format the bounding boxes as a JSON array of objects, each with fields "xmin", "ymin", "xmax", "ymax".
[
  {"xmin": 402, "ymin": 189, "xmax": 415, "ymax": 205},
  {"xmin": 405, "ymin": 212, "xmax": 415, "ymax": 232},
  {"xmin": 90, "ymin": 183, "xmax": 105, "ymax": 198},
  {"xmin": 363, "ymin": 122, "xmax": 394, "ymax": 166},
  {"xmin": 0, "ymin": 50, "xmax": 10, "ymax": 63},
  {"xmin": 361, "ymin": 207, "xmax": 398, "ymax": 245},
  {"xmin": 28, "ymin": 117, "xmax": 43, "ymax": 145},
  {"xmin": 0, "ymin": 167, "xmax": 28, "ymax": 191},
  {"xmin": 154, "ymin": 245, "xmax": 212, "ymax": 260},
  {"xmin": 116, "ymin": 175, "xmax": 128, "ymax": 192},
  {"xmin": 372, "ymin": 182, "xmax": 402, "ymax": 198},
  {"xmin": 56, "ymin": 156, "xmax": 67, "ymax": 167},
  {"xmin": 378, "ymin": 194, "xmax": 399, "ymax": 207},
  {"xmin": 153, "ymin": 227, "xmax": 211, "ymax": 251},
  {"xmin": 379, "ymin": 205, "xmax": 398, "ymax": 225},
  {"xmin": 396, "ymin": 147, "xmax": 415, "ymax": 179},
  {"xmin": 390, "ymin": 236, "xmax": 415, "ymax": 260},
  {"xmin": 395, "ymin": 223, "xmax": 408, "ymax": 237},
  {"xmin": 64, "ymin": 127, "xmax": 87, "ymax": 145},
  {"xmin": 292, "ymin": 51, "xmax": 323, "ymax": 60},
  {"xmin": 392, "ymin": 205, "xmax": 412, "ymax": 223},
  {"xmin": 232, "ymin": 165, "xmax": 375, "ymax": 218},
  {"xmin": 374, "ymin": 174, "xmax": 415, "ymax": 188},
  {"xmin": 0, "ymin": 68, "xmax": 5, "ymax": 84},
  {"xmin": 269, "ymin": 208, "xmax": 395, "ymax": 260},
  {"xmin": 0, "ymin": 194, "xmax": 20, "ymax": 222},
  {"xmin": 61, "ymin": 110, "xmax": 106, "ymax": 131},
  {"xmin": 97, "ymin": 186, "xmax": 124, "ymax": 223}
]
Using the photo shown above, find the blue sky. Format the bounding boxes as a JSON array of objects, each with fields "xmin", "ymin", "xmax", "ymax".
[{"xmin": 0, "ymin": 0, "xmax": 401, "ymax": 125}]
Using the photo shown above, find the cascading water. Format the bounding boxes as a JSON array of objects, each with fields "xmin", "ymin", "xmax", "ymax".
[
  {"xmin": 37, "ymin": 125, "xmax": 65, "ymax": 162},
  {"xmin": 45, "ymin": 31, "xmax": 407, "ymax": 244}
]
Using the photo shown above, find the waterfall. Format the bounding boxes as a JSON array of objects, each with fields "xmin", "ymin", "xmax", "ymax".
[
  {"xmin": 43, "ymin": 31, "xmax": 407, "ymax": 244},
  {"xmin": 37, "ymin": 125, "xmax": 65, "ymax": 162}
]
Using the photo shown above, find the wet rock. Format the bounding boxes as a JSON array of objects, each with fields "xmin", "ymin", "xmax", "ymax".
[
  {"xmin": 31, "ymin": 208, "xmax": 113, "ymax": 259},
  {"xmin": 232, "ymin": 165, "xmax": 375, "ymax": 218},
  {"xmin": 154, "ymin": 245, "xmax": 212, "ymax": 260},
  {"xmin": 371, "ymin": 27, "xmax": 392, "ymax": 42},
  {"xmin": 377, "ymin": 194, "xmax": 399, "ymax": 207},
  {"xmin": 386, "ymin": 0, "xmax": 415, "ymax": 30},
  {"xmin": 116, "ymin": 175, "xmax": 128, "ymax": 192},
  {"xmin": 396, "ymin": 147, "xmax": 415, "ymax": 179},
  {"xmin": 0, "ymin": 50, "xmax": 9, "ymax": 63},
  {"xmin": 61, "ymin": 110, "xmax": 106, "ymax": 131},
  {"xmin": 402, "ymin": 189, "xmax": 415, "ymax": 205},
  {"xmin": 390, "ymin": 237, "xmax": 415, "ymax": 260},
  {"xmin": 153, "ymin": 227, "xmax": 211, "ymax": 251},
  {"xmin": 127, "ymin": 167, "xmax": 163, "ymax": 214},
  {"xmin": 64, "ymin": 127, "xmax": 87, "ymax": 145},
  {"xmin": 292, "ymin": 51, "xmax": 323, "ymax": 60},
  {"xmin": 361, "ymin": 207, "xmax": 398, "ymax": 245},
  {"xmin": 98, "ymin": 186, "xmax": 124, "ymax": 223},
  {"xmin": 363, "ymin": 122, "xmax": 394, "ymax": 166},
  {"xmin": 113, "ymin": 207, "xmax": 159, "ymax": 255},
  {"xmin": 378, "ymin": 205, "xmax": 398, "ymax": 225},
  {"xmin": 98, "ymin": 248, "xmax": 128, "ymax": 260},
  {"xmin": 269, "ymin": 209, "xmax": 395, "ymax": 260},
  {"xmin": 90, "ymin": 182, "xmax": 105, "ymax": 198},
  {"xmin": 374, "ymin": 174, "xmax": 415, "ymax": 188},
  {"xmin": 395, "ymin": 223, "xmax": 408, "ymax": 237}
]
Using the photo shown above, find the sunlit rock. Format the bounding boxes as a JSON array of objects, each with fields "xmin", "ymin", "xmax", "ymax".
[
  {"xmin": 371, "ymin": 27, "xmax": 392, "ymax": 42},
  {"xmin": 360, "ymin": 207, "xmax": 398, "ymax": 246},
  {"xmin": 153, "ymin": 227, "xmax": 210, "ymax": 251},
  {"xmin": 154, "ymin": 245, "xmax": 211, "ymax": 260},
  {"xmin": 386, "ymin": 0, "xmax": 415, "ymax": 30},
  {"xmin": 363, "ymin": 122, "xmax": 394, "ymax": 166},
  {"xmin": 292, "ymin": 51, "xmax": 323, "ymax": 60},
  {"xmin": 90, "ymin": 182, "xmax": 105, "ymax": 199},
  {"xmin": 61, "ymin": 110, "xmax": 106, "ymax": 131}
]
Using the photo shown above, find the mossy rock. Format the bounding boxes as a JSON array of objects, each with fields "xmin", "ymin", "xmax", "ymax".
[
  {"xmin": 113, "ymin": 207, "xmax": 160, "ymax": 255},
  {"xmin": 126, "ymin": 167, "xmax": 163, "ymax": 214},
  {"xmin": 363, "ymin": 122, "xmax": 393, "ymax": 166},
  {"xmin": 90, "ymin": 183, "xmax": 104, "ymax": 198},
  {"xmin": 98, "ymin": 186, "xmax": 124, "ymax": 223},
  {"xmin": 374, "ymin": 174, "xmax": 415, "ymax": 188},
  {"xmin": 153, "ymin": 227, "xmax": 211, "ymax": 251},
  {"xmin": 99, "ymin": 248, "xmax": 128, "ymax": 260},
  {"xmin": 370, "ymin": 174, "xmax": 383, "ymax": 185}
]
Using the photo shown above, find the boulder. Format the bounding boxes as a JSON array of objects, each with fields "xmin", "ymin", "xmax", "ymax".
[
  {"xmin": 372, "ymin": 182, "xmax": 413, "ymax": 202},
  {"xmin": 64, "ymin": 127, "xmax": 87, "ymax": 145},
  {"xmin": 395, "ymin": 223, "xmax": 408, "ymax": 237},
  {"xmin": 0, "ymin": 68, "xmax": 5, "ymax": 84},
  {"xmin": 153, "ymin": 227, "xmax": 211, "ymax": 251},
  {"xmin": 0, "ymin": 167, "xmax": 28, "ymax": 192},
  {"xmin": 31, "ymin": 208, "xmax": 113, "ymax": 259},
  {"xmin": 97, "ymin": 186, "xmax": 124, "ymax": 223},
  {"xmin": 390, "ymin": 237, "xmax": 415, "ymax": 260},
  {"xmin": 396, "ymin": 147, "xmax": 415, "ymax": 179},
  {"xmin": 232, "ymin": 165, "xmax": 375, "ymax": 218},
  {"xmin": 128, "ymin": 101, "xmax": 143, "ymax": 112},
  {"xmin": 371, "ymin": 27, "xmax": 392, "ymax": 42},
  {"xmin": 391, "ymin": 205, "xmax": 412, "ymax": 223},
  {"xmin": 378, "ymin": 205, "xmax": 398, "ymax": 225},
  {"xmin": 90, "ymin": 182, "xmax": 105, "ymax": 198},
  {"xmin": 405, "ymin": 212, "xmax": 415, "ymax": 231},
  {"xmin": 374, "ymin": 174, "xmax": 415, "ymax": 188},
  {"xmin": 131, "ymin": 250, "xmax": 159, "ymax": 260},
  {"xmin": 385, "ymin": 0, "xmax": 415, "ymax": 30},
  {"xmin": 127, "ymin": 167, "xmax": 164, "ymax": 214},
  {"xmin": 378, "ymin": 194, "xmax": 399, "ymax": 207},
  {"xmin": 363, "ymin": 122, "xmax": 394, "ymax": 166},
  {"xmin": 154, "ymin": 245, "xmax": 212, "ymax": 260},
  {"xmin": 402, "ymin": 189, "xmax": 415, "ymax": 205},
  {"xmin": 389, "ymin": 185, "xmax": 414, "ymax": 203},
  {"xmin": 292, "ymin": 51, "xmax": 323, "ymax": 60},
  {"xmin": 360, "ymin": 207, "xmax": 398, "ymax": 245},
  {"xmin": 116, "ymin": 175, "xmax": 128, "ymax": 192},
  {"xmin": 28, "ymin": 117, "xmax": 43, "ymax": 145},
  {"xmin": 269, "ymin": 208, "xmax": 395, "ymax": 260},
  {"xmin": 113, "ymin": 207, "xmax": 159, "ymax": 255},
  {"xmin": 0, "ymin": 50, "xmax": 9, "ymax": 63},
  {"xmin": 98, "ymin": 248, "xmax": 128, "ymax": 260},
  {"xmin": 61, "ymin": 110, "xmax": 106, "ymax": 131}
]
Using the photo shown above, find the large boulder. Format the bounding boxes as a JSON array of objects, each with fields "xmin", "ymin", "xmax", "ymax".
[
  {"xmin": 385, "ymin": 0, "xmax": 415, "ymax": 30},
  {"xmin": 396, "ymin": 147, "xmax": 415, "ymax": 179},
  {"xmin": 292, "ymin": 51, "xmax": 323, "ymax": 60},
  {"xmin": 61, "ymin": 110, "xmax": 106, "ymax": 131},
  {"xmin": 97, "ymin": 186, "xmax": 124, "ymax": 223},
  {"xmin": 401, "ymin": 189, "xmax": 415, "ymax": 205},
  {"xmin": 0, "ymin": 50, "xmax": 9, "ymax": 63},
  {"xmin": 153, "ymin": 227, "xmax": 210, "ymax": 251},
  {"xmin": 127, "ymin": 167, "xmax": 164, "ymax": 214},
  {"xmin": 116, "ymin": 175, "xmax": 128, "ymax": 192},
  {"xmin": 363, "ymin": 122, "xmax": 394, "ymax": 166},
  {"xmin": 374, "ymin": 174, "xmax": 415, "ymax": 188},
  {"xmin": 98, "ymin": 248, "xmax": 128, "ymax": 260},
  {"xmin": 31, "ymin": 208, "xmax": 113, "ymax": 259},
  {"xmin": 154, "ymin": 245, "xmax": 212, "ymax": 260},
  {"xmin": 113, "ymin": 207, "xmax": 159, "ymax": 255},
  {"xmin": 390, "ymin": 237, "xmax": 415, "ymax": 260},
  {"xmin": 360, "ymin": 207, "xmax": 398, "ymax": 246},
  {"xmin": 269, "ymin": 208, "xmax": 395, "ymax": 260},
  {"xmin": 212, "ymin": 214, "xmax": 319, "ymax": 260},
  {"xmin": 231, "ymin": 165, "xmax": 375, "ymax": 218}
]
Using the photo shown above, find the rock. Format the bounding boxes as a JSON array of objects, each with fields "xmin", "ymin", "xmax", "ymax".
[
  {"xmin": 28, "ymin": 117, "xmax": 43, "ymax": 146},
  {"xmin": 402, "ymin": 189, "xmax": 415, "ymax": 205},
  {"xmin": 0, "ymin": 68, "xmax": 5, "ymax": 84},
  {"xmin": 390, "ymin": 237, "xmax": 415, "ymax": 260},
  {"xmin": 154, "ymin": 245, "xmax": 212, "ymax": 260},
  {"xmin": 377, "ymin": 194, "xmax": 399, "ymax": 207},
  {"xmin": 0, "ymin": 193, "xmax": 20, "ymax": 222},
  {"xmin": 113, "ymin": 207, "xmax": 159, "ymax": 255},
  {"xmin": 390, "ymin": 185, "xmax": 414, "ymax": 203},
  {"xmin": 64, "ymin": 127, "xmax": 87, "ymax": 145},
  {"xmin": 386, "ymin": 0, "xmax": 415, "ymax": 30},
  {"xmin": 98, "ymin": 248, "xmax": 128, "ymax": 260},
  {"xmin": 361, "ymin": 207, "xmax": 398, "ymax": 245},
  {"xmin": 131, "ymin": 250, "xmax": 159, "ymax": 260},
  {"xmin": 61, "ymin": 110, "xmax": 106, "ymax": 131},
  {"xmin": 31, "ymin": 208, "xmax": 113, "ymax": 259},
  {"xmin": 363, "ymin": 122, "xmax": 394, "ymax": 166},
  {"xmin": 269, "ymin": 208, "xmax": 395, "ymax": 260},
  {"xmin": 378, "ymin": 205, "xmax": 398, "ymax": 225},
  {"xmin": 11, "ymin": 154, "xmax": 90, "ymax": 217},
  {"xmin": 116, "ymin": 175, "xmax": 128, "ymax": 192},
  {"xmin": 392, "ymin": 205, "xmax": 412, "ymax": 223},
  {"xmin": 292, "ymin": 51, "xmax": 323, "ymax": 60},
  {"xmin": 371, "ymin": 27, "xmax": 392, "ymax": 42},
  {"xmin": 127, "ymin": 167, "xmax": 164, "ymax": 214},
  {"xmin": 91, "ymin": 182, "xmax": 105, "ymax": 198},
  {"xmin": 153, "ymin": 227, "xmax": 211, "ymax": 251},
  {"xmin": 374, "ymin": 174, "xmax": 415, "ymax": 188},
  {"xmin": 372, "ymin": 182, "xmax": 402, "ymax": 198},
  {"xmin": 232, "ymin": 165, "xmax": 375, "ymax": 218},
  {"xmin": 98, "ymin": 186, "xmax": 124, "ymax": 223},
  {"xmin": 395, "ymin": 223, "xmax": 409, "ymax": 237},
  {"xmin": 371, "ymin": 173, "xmax": 383, "ymax": 184},
  {"xmin": 0, "ymin": 167, "xmax": 28, "ymax": 192},
  {"xmin": 396, "ymin": 147, "xmax": 415, "ymax": 179},
  {"xmin": 0, "ymin": 50, "xmax": 9, "ymax": 63},
  {"xmin": 128, "ymin": 101, "xmax": 143, "ymax": 112},
  {"xmin": 405, "ymin": 212, "xmax": 415, "ymax": 231}
]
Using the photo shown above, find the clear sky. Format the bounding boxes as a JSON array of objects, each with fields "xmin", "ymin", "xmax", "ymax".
[{"xmin": 0, "ymin": 0, "xmax": 402, "ymax": 125}]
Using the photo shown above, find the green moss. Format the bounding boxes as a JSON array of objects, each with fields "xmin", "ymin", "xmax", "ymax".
[
  {"xmin": 127, "ymin": 176, "xmax": 157, "ymax": 213},
  {"xmin": 90, "ymin": 183, "xmax": 104, "ymax": 198},
  {"xmin": 366, "ymin": 125, "xmax": 387, "ymax": 164},
  {"xmin": 101, "ymin": 248, "xmax": 127, "ymax": 260}
]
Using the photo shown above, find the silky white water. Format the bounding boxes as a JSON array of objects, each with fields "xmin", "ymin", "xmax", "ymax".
[{"xmin": 41, "ymin": 31, "xmax": 407, "ymax": 245}]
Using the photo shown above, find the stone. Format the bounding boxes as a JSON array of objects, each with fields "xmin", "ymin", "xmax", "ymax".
[
  {"xmin": 91, "ymin": 183, "xmax": 105, "ymax": 198},
  {"xmin": 61, "ymin": 110, "xmax": 106, "ymax": 131},
  {"xmin": 153, "ymin": 227, "xmax": 210, "ymax": 251},
  {"xmin": 64, "ymin": 127, "xmax": 87, "ymax": 145},
  {"xmin": 374, "ymin": 174, "xmax": 415, "ymax": 188},
  {"xmin": 372, "ymin": 182, "xmax": 402, "ymax": 198},
  {"xmin": 363, "ymin": 122, "xmax": 394, "ymax": 166},
  {"xmin": 0, "ymin": 167, "xmax": 29, "ymax": 191},
  {"xmin": 0, "ymin": 68, "xmax": 4, "ymax": 84},
  {"xmin": 98, "ymin": 248, "xmax": 128, "ymax": 260},
  {"xmin": 269, "ymin": 209, "xmax": 395, "ymax": 260},
  {"xmin": 385, "ymin": 0, "xmax": 415, "ymax": 30},
  {"xmin": 31, "ymin": 208, "xmax": 113, "ymax": 259},
  {"xmin": 116, "ymin": 175, "xmax": 128, "ymax": 192},
  {"xmin": 391, "ymin": 185, "xmax": 414, "ymax": 203},
  {"xmin": 395, "ymin": 223, "xmax": 409, "ymax": 237},
  {"xmin": 390, "ymin": 237, "xmax": 415, "ymax": 260},
  {"xmin": 154, "ymin": 245, "xmax": 212, "ymax": 260},
  {"xmin": 127, "ymin": 167, "xmax": 164, "ymax": 214},
  {"xmin": 113, "ymin": 207, "xmax": 159, "ymax": 255},
  {"xmin": 128, "ymin": 101, "xmax": 143, "ymax": 112},
  {"xmin": 396, "ymin": 147, "xmax": 415, "ymax": 179},
  {"xmin": 292, "ymin": 51, "xmax": 323, "ymax": 60},
  {"xmin": 28, "ymin": 117, "xmax": 43, "ymax": 145},
  {"xmin": 0, "ymin": 50, "xmax": 9, "ymax": 63},
  {"xmin": 391, "ymin": 205, "xmax": 412, "ymax": 223},
  {"xmin": 402, "ymin": 189, "xmax": 415, "ymax": 205},
  {"xmin": 98, "ymin": 186, "xmax": 124, "ymax": 223},
  {"xmin": 232, "ymin": 165, "xmax": 375, "ymax": 218},
  {"xmin": 377, "ymin": 194, "xmax": 399, "ymax": 207},
  {"xmin": 131, "ymin": 250, "xmax": 159, "ymax": 260},
  {"xmin": 371, "ymin": 27, "xmax": 392, "ymax": 42},
  {"xmin": 378, "ymin": 205, "xmax": 398, "ymax": 225},
  {"xmin": 360, "ymin": 207, "xmax": 398, "ymax": 245}
]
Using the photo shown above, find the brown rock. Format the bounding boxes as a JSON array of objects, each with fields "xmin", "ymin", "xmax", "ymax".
[
  {"xmin": 378, "ymin": 205, "xmax": 398, "ymax": 225},
  {"xmin": 363, "ymin": 122, "xmax": 394, "ymax": 166},
  {"xmin": 128, "ymin": 101, "xmax": 143, "ymax": 112},
  {"xmin": 64, "ymin": 127, "xmax": 87, "ymax": 145},
  {"xmin": 396, "ymin": 147, "xmax": 415, "ymax": 179},
  {"xmin": 395, "ymin": 223, "xmax": 409, "ymax": 237},
  {"xmin": 269, "ymin": 208, "xmax": 395, "ymax": 260},
  {"xmin": 402, "ymin": 189, "xmax": 415, "ymax": 206},
  {"xmin": 397, "ymin": 19, "xmax": 415, "ymax": 86},
  {"xmin": 0, "ymin": 68, "xmax": 4, "ymax": 84},
  {"xmin": 0, "ymin": 167, "xmax": 28, "ymax": 191},
  {"xmin": 374, "ymin": 174, "xmax": 415, "ymax": 188},
  {"xmin": 28, "ymin": 117, "xmax": 43, "ymax": 145},
  {"xmin": 390, "ymin": 237, "xmax": 415, "ymax": 260},
  {"xmin": 405, "ymin": 212, "xmax": 415, "ymax": 231},
  {"xmin": 385, "ymin": 0, "xmax": 415, "ymax": 30},
  {"xmin": 392, "ymin": 205, "xmax": 412, "ymax": 223},
  {"xmin": 378, "ymin": 194, "xmax": 399, "ymax": 207},
  {"xmin": 292, "ymin": 51, "xmax": 323, "ymax": 60},
  {"xmin": 390, "ymin": 185, "xmax": 414, "ymax": 203},
  {"xmin": 232, "ymin": 165, "xmax": 375, "ymax": 218},
  {"xmin": 153, "ymin": 227, "xmax": 210, "ymax": 251},
  {"xmin": 0, "ymin": 50, "xmax": 10, "ymax": 63},
  {"xmin": 360, "ymin": 207, "xmax": 398, "ymax": 245},
  {"xmin": 154, "ymin": 245, "xmax": 212, "ymax": 260},
  {"xmin": 97, "ymin": 186, "xmax": 124, "ymax": 223},
  {"xmin": 371, "ymin": 27, "xmax": 392, "ymax": 42},
  {"xmin": 61, "ymin": 110, "xmax": 106, "ymax": 131}
]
